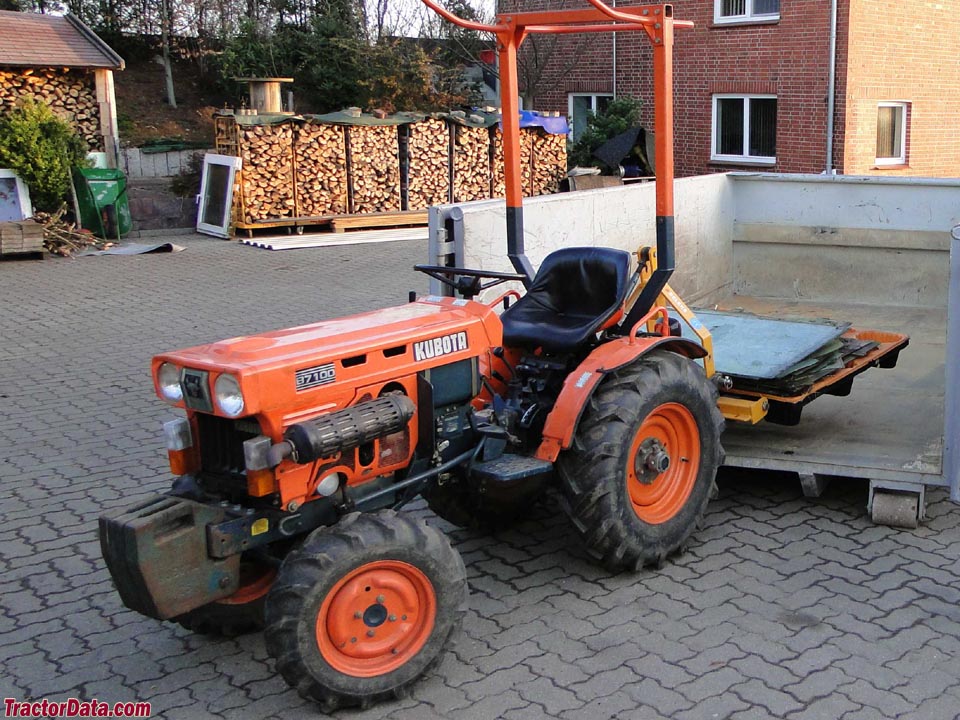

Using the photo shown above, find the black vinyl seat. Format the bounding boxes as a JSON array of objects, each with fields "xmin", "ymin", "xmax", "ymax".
[{"xmin": 501, "ymin": 247, "xmax": 632, "ymax": 352}]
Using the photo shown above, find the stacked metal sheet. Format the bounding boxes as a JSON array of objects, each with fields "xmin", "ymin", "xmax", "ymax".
[{"xmin": 682, "ymin": 310, "xmax": 878, "ymax": 397}]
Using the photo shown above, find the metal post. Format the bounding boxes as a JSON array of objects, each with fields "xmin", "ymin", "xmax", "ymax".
[
  {"xmin": 947, "ymin": 228, "xmax": 960, "ymax": 501},
  {"xmin": 621, "ymin": 9, "xmax": 676, "ymax": 329},
  {"xmin": 497, "ymin": 29, "xmax": 535, "ymax": 286}
]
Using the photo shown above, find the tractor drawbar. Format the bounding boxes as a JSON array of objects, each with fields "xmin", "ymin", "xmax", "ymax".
[{"xmin": 283, "ymin": 395, "xmax": 416, "ymax": 464}]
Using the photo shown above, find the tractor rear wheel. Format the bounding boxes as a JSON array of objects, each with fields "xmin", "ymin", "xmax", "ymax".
[
  {"xmin": 173, "ymin": 559, "xmax": 276, "ymax": 637},
  {"xmin": 557, "ymin": 351, "xmax": 724, "ymax": 570},
  {"xmin": 264, "ymin": 510, "xmax": 467, "ymax": 711}
]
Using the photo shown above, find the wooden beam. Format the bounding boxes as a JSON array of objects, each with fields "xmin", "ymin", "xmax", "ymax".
[{"xmin": 94, "ymin": 69, "xmax": 119, "ymax": 169}]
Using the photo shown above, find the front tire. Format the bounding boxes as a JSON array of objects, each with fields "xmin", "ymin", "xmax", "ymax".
[
  {"xmin": 173, "ymin": 559, "xmax": 276, "ymax": 637},
  {"xmin": 557, "ymin": 350, "xmax": 724, "ymax": 570},
  {"xmin": 265, "ymin": 510, "xmax": 467, "ymax": 711}
]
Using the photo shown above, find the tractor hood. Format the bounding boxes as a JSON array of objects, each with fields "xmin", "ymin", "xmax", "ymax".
[{"xmin": 152, "ymin": 297, "xmax": 501, "ymax": 421}]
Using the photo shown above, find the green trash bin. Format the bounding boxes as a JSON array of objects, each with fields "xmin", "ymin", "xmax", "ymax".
[{"xmin": 73, "ymin": 167, "xmax": 132, "ymax": 240}]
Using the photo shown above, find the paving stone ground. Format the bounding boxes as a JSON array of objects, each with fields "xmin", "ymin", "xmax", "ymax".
[{"xmin": 1, "ymin": 234, "xmax": 959, "ymax": 720}]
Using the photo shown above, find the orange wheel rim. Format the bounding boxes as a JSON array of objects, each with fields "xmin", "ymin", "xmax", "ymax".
[
  {"xmin": 218, "ymin": 563, "xmax": 276, "ymax": 605},
  {"xmin": 626, "ymin": 402, "xmax": 701, "ymax": 524},
  {"xmin": 316, "ymin": 560, "xmax": 436, "ymax": 678}
]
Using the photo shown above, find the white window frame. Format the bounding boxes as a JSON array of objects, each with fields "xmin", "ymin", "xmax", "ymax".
[
  {"xmin": 876, "ymin": 101, "xmax": 908, "ymax": 166},
  {"xmin": 711, "ymin": 94, "xmax": 777, "ymax": 165},
  {"xmin": 714, "ymin": 0, "xmax": 780, "ymax": 25},
  {"xmin": 567, "ymin": 93, "xmax": 614, "ymax": 140},
  {"xmin": 196, "ymin": 153, "xmax": 242, "ymax": 238}
]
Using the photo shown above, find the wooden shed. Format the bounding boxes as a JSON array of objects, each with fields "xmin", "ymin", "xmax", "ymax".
[{"xmin": 0, "ymin": 11, "xmax": 124, "ymax": 167}]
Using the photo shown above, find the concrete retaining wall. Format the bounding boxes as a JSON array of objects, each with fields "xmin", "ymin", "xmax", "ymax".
[{"xmin": 121, "ymin": 148, "xmax": 210, "ymax": 179}]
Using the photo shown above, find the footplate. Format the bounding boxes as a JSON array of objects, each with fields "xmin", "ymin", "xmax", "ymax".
[{"xmin": 99, "ymin": 494, "xmax": 240, "ymax": 620}]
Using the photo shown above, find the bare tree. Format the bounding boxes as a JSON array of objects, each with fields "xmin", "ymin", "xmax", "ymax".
[{"xmin": 160, "ymin": 0, "xmax": 177, "ymax": 107}]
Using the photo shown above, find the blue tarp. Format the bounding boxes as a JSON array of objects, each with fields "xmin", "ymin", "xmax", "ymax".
[{"xmin": 518, "ymin": 110, "xmax": 569, "ymax": 135}]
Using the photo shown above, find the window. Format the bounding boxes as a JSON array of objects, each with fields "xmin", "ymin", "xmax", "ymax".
[
  {"xmin": 568, "ymin": 93, "xmax": 613, "ymax": 141},
  {"xmin": 715, "ymin": 0, "xmax": 780, "ymax": 24},
  {"xmin": 876, "ymin": 102, "xmax": 907, "ymax": 166},
  {"xmin": 196, "ymin": 153, "xmax": 242, "ymax": 238},
  {"xmin": 711, "ymin": 95, "xmax": 777, "ymax": 164}
]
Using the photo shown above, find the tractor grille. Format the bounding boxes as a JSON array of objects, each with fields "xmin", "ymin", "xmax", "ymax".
[{"xmin": 195, "ymin": 414, "xmax": 262, "ymax": 476}]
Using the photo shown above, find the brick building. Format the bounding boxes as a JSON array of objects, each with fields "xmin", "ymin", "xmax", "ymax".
[{"xmin": 506, "ymin": 0, "xmax": 960, "ymax": 177}]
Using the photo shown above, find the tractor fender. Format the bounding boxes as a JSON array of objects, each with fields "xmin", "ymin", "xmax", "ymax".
[{"xmin": 534, "ymin": 336, "xmax": 708, "ymax": 463}]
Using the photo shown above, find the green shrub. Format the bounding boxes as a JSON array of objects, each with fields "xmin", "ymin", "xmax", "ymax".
[
  {"xmin": 0, "ymin": 98, "xmax": 89, "ymax": 213},
  {"xmin": 567, "ymin": 96, "xmax": 643, "ymax": 172}
]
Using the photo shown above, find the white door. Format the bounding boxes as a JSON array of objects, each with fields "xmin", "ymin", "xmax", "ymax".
[{"xmin": 196, "ymin": 153, "xmax": 242, "ymax": 238}]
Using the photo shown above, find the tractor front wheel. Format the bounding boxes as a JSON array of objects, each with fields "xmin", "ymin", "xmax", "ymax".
[
  {"xmin": 557, "ymin": 351, "xmax": 724, "ymax": 570},
  {"xmin": 264, "ymin": 510, "xmax": 467, "ymax": 711},
  {"xmin": 173, "ymin": 559, "xmax": 276, "ymax": 636}
]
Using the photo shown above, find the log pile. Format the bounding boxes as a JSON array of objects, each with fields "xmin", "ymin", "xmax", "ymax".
[
  {"xmin": 238, "ymin": 123, "xmax": 296, "ymax": 223},
  {"xmin": 453, "ymin": 125, "xmax": 491, "ymax": 203},
  {"xmin": 407, "ymin": 118, "xmax": 450, "ymax": 209},
  {"xmin": 295, "ymin": 123, "xmax": 348, "ymax": 217},
  {"xmin": 0, "ymin": 69, "xmax": 101, "ymax": 151},
  {"xmin": 32, "ymin": 206, "xmax": 108, "ymax": 257},
  {"xmin": 348, "ymin": 126, "xmax": 401, "ymax": 214},
  {"xmin": 532, "ymin": 129, "xmax": 568, "ymax": 196},
  {"xmin": 214, "ymin": 113, "xmax": 568, "ymax": 229},
  {"xmin": 492, "ymin": 127, "xmax": 536, "ymax": 198}
]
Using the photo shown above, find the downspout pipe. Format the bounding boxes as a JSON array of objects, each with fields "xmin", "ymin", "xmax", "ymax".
[
  {"xmin": 612, "ymin": 0, "xmax": 617, "ymax": 99},
  {"xmin": 825, "ymin": 0, "xmax": 838, "ymax": 173}
]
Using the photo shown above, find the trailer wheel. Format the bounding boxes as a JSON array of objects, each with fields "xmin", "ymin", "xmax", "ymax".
[
  {"xmin": 558, "ymin": 351, "xmax": 724, "ymax": 570},
  {"xmin": 265, "ymin": 510, "xmax": 466, "ymax": 711},
  {"xmin": 173, "ymin": 560, "xmax": 276, "ymax": 637}
]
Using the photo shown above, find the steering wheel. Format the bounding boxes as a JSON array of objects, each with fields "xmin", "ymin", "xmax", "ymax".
[{"xmin": 414, "ymin": 265, "xmax": 527, "ymax": 299}]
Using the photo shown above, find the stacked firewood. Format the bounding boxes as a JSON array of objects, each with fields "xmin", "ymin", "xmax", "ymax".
[
  {"xmin": 453, "ymin": 125, "xmax": 491, "ymax": 202},
  {"xmin": 492, "ymin": 127, "xmax": 536, "ymax": 198},
  {"xmin": 532, "ymin": 129, "xmax": 568, "ymax": 195},
  {"xmin": 295, "ymin": 123, "xmax": 348, "ymax": 217},
  {"xmin": 407, "ymin": 118, "xmax": 451, "ymax": 209},
  {"xmin": 239, "ymin": 123, "xmax": 296, "ymax": 223},
  {"xmin": 0, "ymin": 68, "xmax": 101, "ymax": 150},
  {"xmin": 348, "ymin": 126, "xmax": 401, "ymax": 213}
]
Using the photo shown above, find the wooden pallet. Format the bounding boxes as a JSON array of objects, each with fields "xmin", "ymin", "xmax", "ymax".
[
  {"xmin": 330, "ymin": 210, "xmax": 428, "ymax": 233},
  {"xmin": 0, "ymin": 220, "xmax": 44, "ymax": 259}
]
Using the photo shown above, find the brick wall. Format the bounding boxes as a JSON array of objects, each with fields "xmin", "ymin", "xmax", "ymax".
[
  {"xmin": 505, "ymin": 0, "xmax": 841, "ymax": 177},
  {"xmin": 503, "ymin": 0, "xmax": 958, "ymax": 178},
  {"xmin": 841, "ymin": 0, "xmax": 960, "ymax": 177}
]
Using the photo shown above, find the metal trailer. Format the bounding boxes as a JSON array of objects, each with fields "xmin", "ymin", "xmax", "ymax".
[{"xmin": 427, "ymin": 175, "xmax": 959, "ymax": 527}]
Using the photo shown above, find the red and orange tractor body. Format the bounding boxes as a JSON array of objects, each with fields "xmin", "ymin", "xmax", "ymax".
[{"xmin": 99, "ymin": 2, "xmax": 730, "ymax": 710}]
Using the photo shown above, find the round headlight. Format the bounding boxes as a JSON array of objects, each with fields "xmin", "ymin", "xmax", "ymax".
[
  {"xmin": 214, "ymin": 373, "xmax": 244, "ymax": 417},
  {"xmin": 158, "ymin": 362, "xmax": 183, "ymax": 402}
]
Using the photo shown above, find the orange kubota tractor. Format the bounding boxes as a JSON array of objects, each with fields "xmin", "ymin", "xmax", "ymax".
[{"xmin": 100, "ymin": 2, "xmax": 728, "ymax": 710}]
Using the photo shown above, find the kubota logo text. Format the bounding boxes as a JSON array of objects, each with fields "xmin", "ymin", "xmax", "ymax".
[{"xmin": 413, "ymin": 332, "xmax": 468, "ymax": 362}]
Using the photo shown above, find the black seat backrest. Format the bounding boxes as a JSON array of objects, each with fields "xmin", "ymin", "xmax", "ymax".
[
  {"xmin": 526, "ymin": 247, "xmax": 631, "ymax": 317},
  {"xmin": 500, "ymin": 247, "xmax": 633, "ymax": 352}
]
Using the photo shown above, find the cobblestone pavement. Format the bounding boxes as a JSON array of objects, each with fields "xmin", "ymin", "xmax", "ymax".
[{"xmin": 2, "ymin": 235, "xmax": 959, "ymax": 720}]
